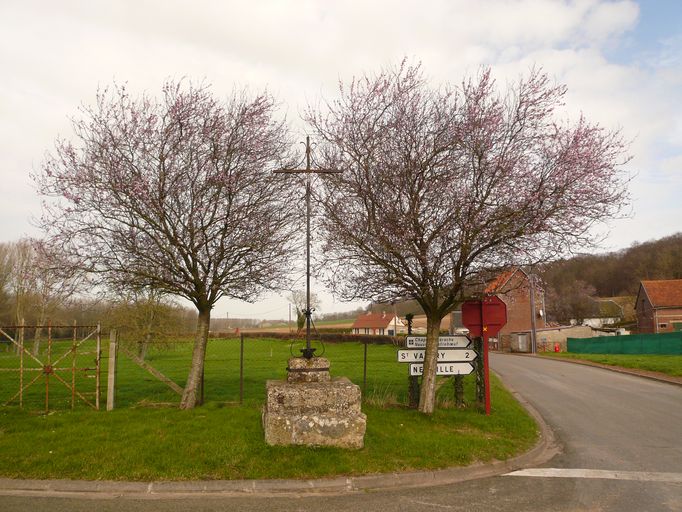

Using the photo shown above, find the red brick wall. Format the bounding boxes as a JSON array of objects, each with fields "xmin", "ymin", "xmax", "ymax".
[
  {"xmin": 654, "ymin": 307, "xmax": 682, "ymax": 332},
  {"xmin": 636, "ymin": 295, "xmax": 655, "ymax": 333},
  {"xmin": 496, "ymin": 272, "xmax": 545, "ymax": 338}
]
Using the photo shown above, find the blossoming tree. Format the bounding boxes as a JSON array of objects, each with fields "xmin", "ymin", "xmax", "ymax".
[
  {"xmin": 307, "ymin": 63, "xmax": 630, "ymax": 413},
  {"xmin": 36, "ymin": 80, "xmax": 297, "ymax": 408}
]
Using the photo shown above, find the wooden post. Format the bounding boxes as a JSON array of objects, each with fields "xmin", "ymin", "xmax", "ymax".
[
  {"xmin": 71, "ymin": 320, "xmax": 77, "ymax": 410},
  {"xmin": 474, "ymin": 336, "xmax": 485, "ymax": 407},
  {"xmin": 454, "ymin": 375, "xmax": 464, "ymax": 408},
  {"xmin": 95, "ymin": 324, "xmax": 101, "ymax": 410},
  {"xmin": 239, "ymin": 333, "xmax": 244, "ymax": 404},
  {"xmin": 19, "ymin": 318, "xmax": 24, "ymax": 409},
  {"xmin": 407, "ymin": 321, "xmax": 419, "ymax": 409},
  {"xmin": 363, "ymin": 339, "xmax": 368, "ymax": 395},
  {"xmin": 46, "ymin": 321, "xmax": 52, "ymax": 415},
  {"xmin": 107, "ymin": 329, "xmax": 118, "ymax": 411}
]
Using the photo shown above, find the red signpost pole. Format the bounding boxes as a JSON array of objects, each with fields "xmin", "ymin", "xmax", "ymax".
[
  {"xmin": 479, "ymin": 300, "xmax": 491, "ymax": 416},
  {"xmin": 462, "ymin": 295, "xmax": 507, "ymax": 417},
  {"xmin": 483, "ymin": 324, "xmax": 491, "ymax": 416}
]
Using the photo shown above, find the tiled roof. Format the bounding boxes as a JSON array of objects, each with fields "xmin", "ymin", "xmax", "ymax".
[
  {"xmin": 484, "ymin": 268, "xmax": 526, "ymax": 293},
  {"xmin": 351, "ymin": 312, "xmax": 397, "ymax": 329},
  {"xmin": 641, "ymin": 279, "xmax": 682, "ymax": 308}
]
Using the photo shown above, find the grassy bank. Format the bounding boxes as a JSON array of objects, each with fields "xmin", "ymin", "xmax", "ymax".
[
  {"xmin": 541, "ymin": 352, "xmax": 682, "ymax": 377},
  {"xmin": 0, "ymin": 338, "xmax": 538, "ymax": 481}
]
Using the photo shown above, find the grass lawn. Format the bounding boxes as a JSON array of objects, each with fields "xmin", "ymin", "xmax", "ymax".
[
  {"xmin": 541, "ymin": 352, "xmax": 682, "ymax": 377},
  {"xmin": 0, "ymin": 338, "xmax": 538, "ymax": 481}
]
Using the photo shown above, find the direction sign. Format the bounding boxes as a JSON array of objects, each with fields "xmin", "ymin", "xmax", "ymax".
[
  {"xmin": 405, "ymin": 335, "xmax": 471, "ymax": 348},
  {"xmin": 397, "ymin": 348, "xmax": 477, "ymax": 362},
  {"xmin": 409, "ymin": 362, "xmax": 475, "ymax": 376}
]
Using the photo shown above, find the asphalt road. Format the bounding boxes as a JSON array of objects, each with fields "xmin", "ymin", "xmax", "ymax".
[{"xmin": 2, "ymin": 354, "xmax": 681, "ymax": 511}]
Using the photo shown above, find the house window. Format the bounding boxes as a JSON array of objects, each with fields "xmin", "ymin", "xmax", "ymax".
[
  {"xmin": 364, "ymin": 328, "xmax": 369, "ymax": 334},
  {"xmin": 659, "ymin": 323, "xmax": 668, "ymax": 329},
  {"xmin": 379, "ymin": 328, "xmax": 384, "ymax": 335}
]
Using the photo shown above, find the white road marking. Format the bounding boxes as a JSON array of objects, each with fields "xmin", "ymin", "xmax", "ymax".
[
  {"xmin": 406, "ymin": 499, "xmax": 455, "ymax": 509},
  {"xmin": 505, "ymin": 468, "xmax": 682, "ymax": 483}
]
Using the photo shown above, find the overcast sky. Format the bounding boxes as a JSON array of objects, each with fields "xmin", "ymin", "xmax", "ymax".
[{"xmin": 1, "ymin": 0, "xmax": 680, "ymax": 320}]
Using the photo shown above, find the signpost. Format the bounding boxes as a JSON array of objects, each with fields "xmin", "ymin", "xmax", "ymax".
[
  {"xmin": 397, "ymin": 348, "xmax": 477, "ymax": 362},
  {"xmin": 405, "ymin": 335, "xmax": 471, "ymax": 348},
  {"xmin": 461, "ymin": 295, "xmax": 507, "ymax": 416},
  {"xmin": 409, "ymin": 362, "xmax": 475, "ymax": 376},
  {"xmin": 398, "ymin": 335, "xmax": 476, "ymax": 384}
]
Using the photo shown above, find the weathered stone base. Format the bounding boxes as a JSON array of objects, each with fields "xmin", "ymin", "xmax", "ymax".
[
  {"xmin": 263, "ymin": 407, "xmax": 367, "ymax": 448},
  {"xmin": 262, "ymin": 358, "xmax": 366, "ymax": 449}
]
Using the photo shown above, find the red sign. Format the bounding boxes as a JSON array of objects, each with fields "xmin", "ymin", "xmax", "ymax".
[
  {"xmin": 461, "ymin": 295, "xmax": 507, "ymax": 337},
  {"xmin": 460, "ymin": 295, "xmax": 507, "ymax": 417}
]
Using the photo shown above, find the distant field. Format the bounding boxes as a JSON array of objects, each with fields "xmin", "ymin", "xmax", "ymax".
[
  {"xmin": 240, "ymin": 317, "xmax": 355, "ymax": 333},
  {"xmin": 315, "ymin": 318, "xmax": 356, "ymax": 326}
]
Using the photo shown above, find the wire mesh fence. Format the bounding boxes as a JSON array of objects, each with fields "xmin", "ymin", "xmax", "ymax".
[{"xmin": 110, "ymin": 336, "xmax": 411, "ymax": 408}]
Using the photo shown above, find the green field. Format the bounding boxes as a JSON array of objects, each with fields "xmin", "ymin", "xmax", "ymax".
[
  {"xmin": 542, "ymin": 352, "xmax": 682, "ymax": 377},
  {"xmin": 0, "ymin": 338, "xmax": 538, "ymax": 481}
]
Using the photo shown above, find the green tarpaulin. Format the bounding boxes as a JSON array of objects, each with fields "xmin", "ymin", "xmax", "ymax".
[{"xmin": 567, "ymin": 332, "xmax": 682, "ymax": 354}]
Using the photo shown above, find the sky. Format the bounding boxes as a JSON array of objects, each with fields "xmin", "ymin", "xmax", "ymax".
[{"xmin": 1, "ymin": 0, "xmax": 681, "ymax": 320}]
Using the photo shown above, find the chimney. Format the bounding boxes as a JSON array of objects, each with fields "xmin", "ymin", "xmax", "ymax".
[{"xmin": 382, "ymin": 310, "xmax": 386, "ymax": 318}]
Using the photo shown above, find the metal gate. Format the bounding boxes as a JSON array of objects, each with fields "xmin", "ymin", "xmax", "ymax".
[{"xmin": 0, "ymin": 323, "xmax": 101, "ymax": 413}]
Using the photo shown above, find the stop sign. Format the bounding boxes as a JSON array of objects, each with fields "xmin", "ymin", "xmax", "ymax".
[{"xmin": 461, "ymin": 295, "xmax": 507, "ymax": 337}]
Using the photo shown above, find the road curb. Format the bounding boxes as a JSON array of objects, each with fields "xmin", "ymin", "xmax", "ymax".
[
  {"xmin": 531, "ymin": 354, "xmax": 682, "ymax": 387},
  {"xmin": 0, "ymin": 377, "xmax": 560, "ymax": 499}
]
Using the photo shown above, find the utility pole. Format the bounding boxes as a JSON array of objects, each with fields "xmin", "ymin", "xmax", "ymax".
[
  {"xmin": 529, "ymin": 271, "xmax": 538, "ymax": 354},
  {"xmin": 274, "ymin": 136, "xmax": 341, "ymax": 358}
]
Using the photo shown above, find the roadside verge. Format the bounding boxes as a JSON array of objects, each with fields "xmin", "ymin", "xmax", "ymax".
[
  {"xmin": 0, "ymin": 376, "xmax": 560, "ymax": 499},
  {"xmin": 535, "ymin": 354, "xmax": 682, "ymax": 387}
]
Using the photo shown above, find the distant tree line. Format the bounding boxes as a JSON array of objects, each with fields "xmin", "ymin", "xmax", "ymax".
[
  {"xmin": 0, "ymin": 239, "xmax": 196, "ymax": 354},
  {"xmin": 541, "ymin": 233, "xmax": 682, "ymax": 323}
]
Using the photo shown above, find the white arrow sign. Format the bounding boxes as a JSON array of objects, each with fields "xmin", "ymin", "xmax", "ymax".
[
  {"xmin": 409, "ymin": 362, "xmax": 475, "ymax": 376},
  {"xmin": 405, "ymin": 335, "xmax": 471, "ymax": 348},
  {"xmin": 397, "ymin": 348, "xmax": 477, "ymax": 362}
]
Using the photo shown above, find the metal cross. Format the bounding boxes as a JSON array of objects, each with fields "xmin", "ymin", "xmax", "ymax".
[{"xmin": 274, "ymin": 136, "xmax": 342, "ymax": 358}]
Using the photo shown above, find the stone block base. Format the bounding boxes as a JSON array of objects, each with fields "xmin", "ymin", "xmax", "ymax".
[{"xmin": 263, "ymin": 375, "xmax": 366, "ymax": 449}]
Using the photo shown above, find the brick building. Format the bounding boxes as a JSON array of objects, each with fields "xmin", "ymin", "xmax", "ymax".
[
  {"xmin": 635, "ymin": 279, "xmax": 682, "ymax": 333},
  {"xmin": 485, "ymin": 268, "xmax": 545, "ymax": 350}
]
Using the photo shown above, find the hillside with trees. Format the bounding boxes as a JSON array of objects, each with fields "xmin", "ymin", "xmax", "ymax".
[{"xmin": 541, "ymin": 232, "xmax": 682, "ymax": 323}]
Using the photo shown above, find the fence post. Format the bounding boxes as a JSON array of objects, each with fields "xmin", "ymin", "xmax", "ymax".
[
  {"xmin": 107, "ymin": 329, "xmax": 118, "ymax": 411},
  {"xmin": 363, "ymin": 339, "xmax": 368, "ymax": 395},
  {"xmin": 46, "ymin": 320, "xmax": 52, "ymax": 415},
  {"xmin": 19, "ymin": 318, "xmax": 24, "ymax": 408},
  {"xmin": 239, "ymin": 333, "xmax": 244, "ymax": 404},
  {"xmin": 95, "ymin": 323, "xmax": 101, "ymax": 410},
  {"xmin": 71, "ymin": 320, "xmax": 77, "ymax": 410}
]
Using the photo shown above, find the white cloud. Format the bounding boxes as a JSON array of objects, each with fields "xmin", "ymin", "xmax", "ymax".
[{"xmin": 1, "ymin": 0, "xmax": 680, "ymax": 317}]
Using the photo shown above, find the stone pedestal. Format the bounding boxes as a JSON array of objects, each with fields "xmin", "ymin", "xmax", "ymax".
[{"xmin": 262, "ymin": 357, "xmax": 367, "ymax": 449}]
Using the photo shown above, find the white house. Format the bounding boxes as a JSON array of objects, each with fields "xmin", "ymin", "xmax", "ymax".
[{"xmin": 351, "ymin": 311, "xmax": 407, "ymax": 335}]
